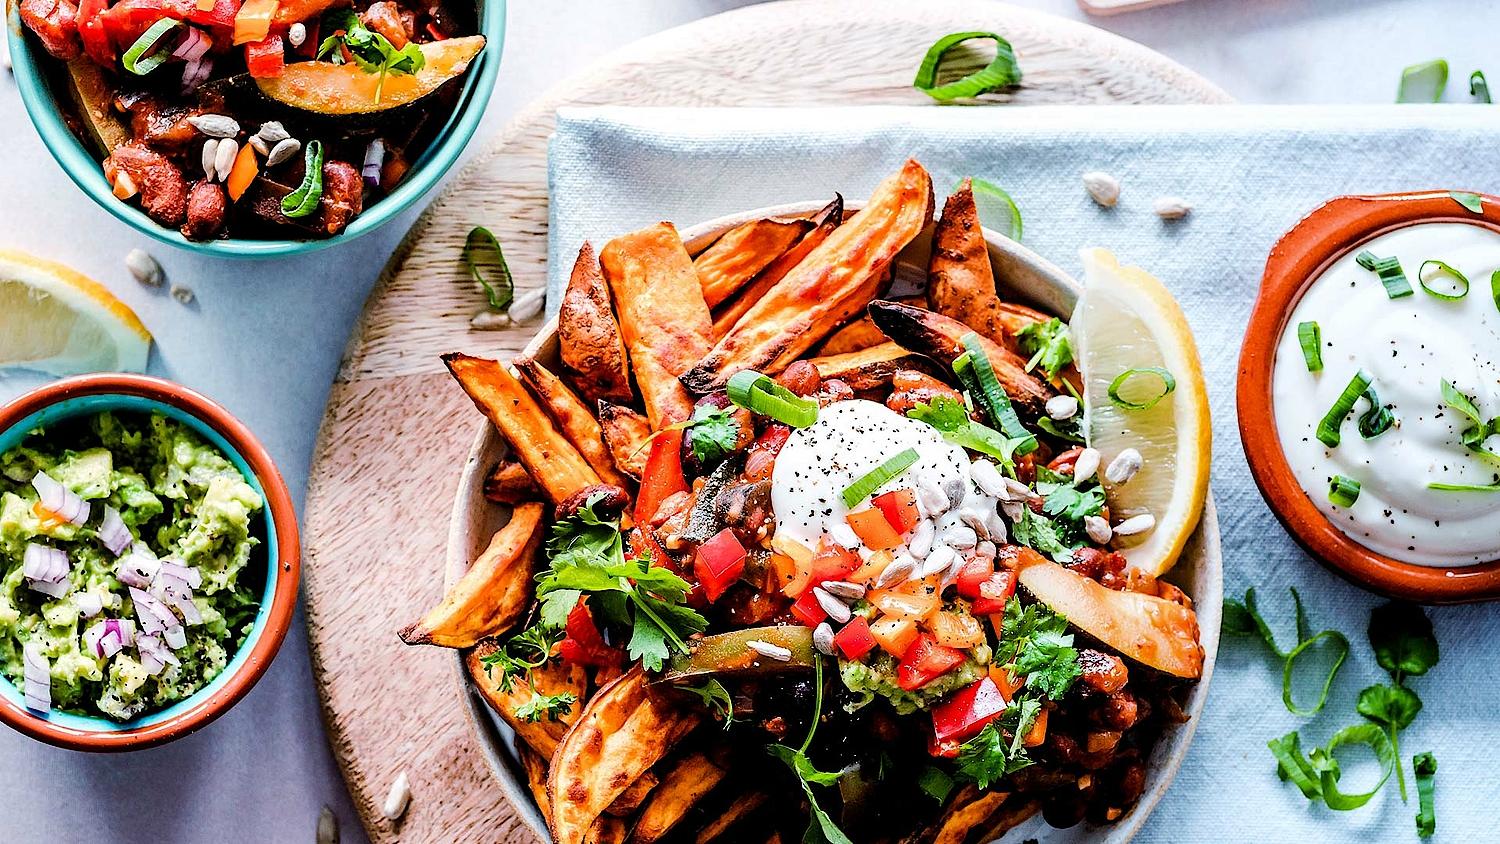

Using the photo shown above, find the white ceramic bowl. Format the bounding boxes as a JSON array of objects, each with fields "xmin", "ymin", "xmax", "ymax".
[{"xmin": 446, "ymin": 202, "xmax": 1222, "ymax": 843}]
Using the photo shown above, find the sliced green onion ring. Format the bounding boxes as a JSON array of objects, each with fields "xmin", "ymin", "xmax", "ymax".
[
  {"xmin": 912, "ymin": 31, "xmax": 1021, "ymax": 102},
  {"xmin": 1491, "ymin": 269, "xmax": 1500, "ymax": 314},
  {"xmin": 1397, "ymin": 59, "xmax": 1448, "ymax": 103},
  {"xmin": 969, "ymin": 177, "xmax": 1022, "ymax": 241},
  {"xmin": 1297, "ymin": 321, "xmax": 1323, "ymax": 372},
  {"xmin": 1357, "ymin": 384, "xmax": 1395, "ymax": 439},
  {"xmin": 1427, "ymin": 481, "xmax": 1500, "ymax": 492},
  {"xmin": 463, "ymin": 226, "xmax": 514, "ymax": 311},
  {"xmin": 1355, "ymin": 250, "xmax": 1414, "ymax": 298},
  {"xmin": 1107, "ymin": 367, "xmax": 1176, "ymax": 411},
  {"xmin": 1450, "ymin": 190, "xmax": 1484, "ymax": 213},
  {"xmin": 281, "ymin": 140, "xmax": 325, "ymax": 219},
  {"xmin": 1471, "ymin": 70, "xmax": 1491, "ymax": 103},
  {"xmin": 123, "ymin": 19, "xmax": 181, "ymax": 76},
  {"xmin": 1440, "ymin": 378, "xmax": 1500, "ymax": 458},
  {"xmin": 841, "ymin": 448, "xmax": 920, "ymax": 509},
  {"xmin": 1418, "ymin": 259, "xmax": 1469, "ymax": 300},
  {"xmin": 1414, "ymin": 752, "xmax": 1438, "ymax": 837},
  {"xmin": 1329, "ymin": 474, "xmax": 1362, "ymax": 507},
  {"xmin": 1282, "ymin": 629, "xmax": 1349, "ymax": 716},
  {"xmin": 727, "ymin": 370, "xmax": 818, "ymax": 429},
  {"xmin": 1269, "ymin": 732, "xmax": 1324, "ymax": 800},
  {"xmin": 956, "ymin": 334, "xmax": 1036, "ymax": 454},
  {"xmin": 1316, "ymin": 370, "xmax": 1373, "ymax": 447},
  {"xmin": 1315, "ymin": 724, "xmax": 1396, "ymax": 811}
]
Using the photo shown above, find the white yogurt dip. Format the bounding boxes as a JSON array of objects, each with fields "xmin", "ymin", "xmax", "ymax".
[{"xmin": 1273, "ymin": 222, "xmax": 1500, "ymax": 566}]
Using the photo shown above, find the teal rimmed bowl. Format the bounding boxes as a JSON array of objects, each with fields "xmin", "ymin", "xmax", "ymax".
[
  {"xmin": 4, "ymin": 0, "xmax": 505, "ymax": 259},
  {"xmin": 0, "ymin": 373, "xmax": 300, "ymax": 750}
]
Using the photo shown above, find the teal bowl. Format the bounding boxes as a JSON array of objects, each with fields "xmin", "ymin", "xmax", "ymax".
[
  {"xmin": 0, "ymin": 374, "xmax": 300, "ymax": 750},
  {"xmin": 5, "ymin": 0, "xmax": 505, "ymax": 259}
]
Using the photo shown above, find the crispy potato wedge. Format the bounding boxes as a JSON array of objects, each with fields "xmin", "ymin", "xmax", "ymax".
[
  {"xmin": 712, "ymin": 196, "xmax": 844, "ymax": 339},
  {"xmin": 588, "ymin": 817, "xmax": 629, "ymax": 844},
  {"xmin": 925, "ymin": 787, "xmax": 1011, "ymax": 844},
  {"xmin": 600, "ymin": 223, "xmax": 715, "ymax": 428},
  {"xmin": 399, "ymin": 502, "xmax": 545, "ymax": 648},
  {"xmin": 629, "ymin": 752, "xmax": 728, "ymax": 844},
  {"xmin": 605, "ymin": 770, "xmax": 659, "ymax": 817},
  {"xmin": 560, "ymin": 242, "xmax": 634, "ymax": 405},
  {"xmin": 520, "ymin": 746, "xmax": 554, "ymax": 818},
  {"xmin": 816, "ymin": 294, "xmax": 923, "ymax": 356},
  {"xmin": 548, "ymin": 667, "xmax": 701, "ymax": 844},
  {"xmin": 694, "ymin": 216, "xmax": 810, "ymax": 307},
  {"xmin": 806, "ymin": 342, "xmax": 935, "ymax": 392},
  {"xmin": 929, "ymin": 179, "xmax": 1014, "ymax": 349},
  {"xmin": 683, "ymin": 161, "xmax": 933, "ymax": 392},
  {"xmin": 693, "ymin": 791, "xmax": 767, "ymax": 843},
  {"xmin": 598, "ymin": 402, "xmax": 652, "ymax": 479},
  {"xmin": 866, "ymin": 300, "xmax": 1052, "ymax": 414},
  {"xmin": 515, "ymin": 355, "xmax": 631, "ymax": 488},
  {"xmin": 976, "ymin": 798, "xmax": 1040, "ymax": 842},
  {"xmin": 445, "ymin": 353, "xmax": 603, "ymax": 504},
  {"xmin": 465, "ymin": 641, "xmax": 588, "ymax": 757},
  {"xmin": 484, "ymin": 458, "xmax": 540, "ymax": 504}
]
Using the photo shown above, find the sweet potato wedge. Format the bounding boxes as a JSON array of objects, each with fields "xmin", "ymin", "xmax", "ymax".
[
  {"xmin": 928, "ymin": 179, "xmax": 1014, "ymax": 348},
  {"xmin": 605, "ymin": 770, "xmax": 659, "ymax": 817},
  {"xmin": 521, "ymin": 745, "xmax": 555, "ymax": 818},
  {"xmin": 588, "ymin": 817, "xmax": 629, "ymax": 844},
  {"xmin": 598, "ymin": 402, "xmax": 652, "ymax": 480},
  {"xmin": 600, "ymin": 223, "xmax": 715, "ymax": 428},
  {"xmin": 924, "ymin": 787, "xmax": 1011, "ymax": 844},
  {"xmin": 866, "ymin": 300, "xmax": 1053, "ymax": 414},
  {"xmin": 694, "ymin": 216, "xmax": 810, "ymax": 307},
  {"xmin": 712, "ymin": 196, "xmax": 844, "ymax": 339},
  {"xmin": 484, "ymin": 458, "xmax": 540, "ymax": 504},
  {"xmin": 560, "ymin": 242, "xmax": 634, "ymax": 405},
  {"xmin": 693, "ymin": 791, "xmax": 767, "ymax": 843},
  {"xmin": 629, "ymin": 752, "xmax": 727, "ymax": 844},
  {"xmin": 806, "ymin": 342, "xmax": 934, "ymax": 392},
  {"xmin": 548, "ymin": 667, "xmax": 701, "ymax": 844},
  {"xmin": 466, "ymin": 642, "xmax": 588, "ymax": 757},
  {"xmin": 399, "ymin": 502, "xmax": 545, "ymax": 648},
  {"xmin": 515, "ymin": 355, "xmax": 631, "ymax": 488},
  {"xmin": 444, "ymin": 353, "xmax": 603, "ymax": 504},
  {"xmin": 683, "ymin": 161, "xmax": 933, "ymax": 392}
]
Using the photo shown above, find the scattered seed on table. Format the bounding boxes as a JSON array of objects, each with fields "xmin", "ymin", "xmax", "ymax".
[
  {"xmin": 125, "ymin": 248, "xmax": 164, "ymax": 287},
  {"xmin": 316, "ymin": 806, "xmax": 338, "ymax": 844},
  {"xmin": 382, "ymin": 770, "xmax": 411, "ymax": 821},
  {"xmin": 170, "ymin": 284, "xmax": 195, "ymax": 305},
  {"xmin": 1082, "ymin": 171, "xmax": 1120, "ymax": 208},
  {"xmin": 1153, "ymin": 196, "xmax": 1192, "ymax": 220}
]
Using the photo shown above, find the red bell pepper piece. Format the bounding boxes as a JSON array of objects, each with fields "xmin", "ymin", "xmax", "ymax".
[
  {"xmin": 186, "ymin": 0, "xmax": 239, "ymax": 29},
  {"xmin": 76, "ymin": 0, "xmax": 116, "ymax": 65},
  {"xmin": 634, "ymin": 428, "xmax": 687, "ymax": 524},
  {"xmin": 872, "ymin": 488, "xmax": 920, "ymax": 535},
  {"xmin": 931, "ymin": 677, "xmax": 1008, "ymax": 744},
  {"xmin": 99, "ymin": 0, "xmax": 174, "ymax": 52},
  {"xmin": 789, "ymin": 588, "xmax": 827, "ymax": 628},
  {"xmin": 424, "ymin": 20, "xmax": 448, "ymax": 41},
  {"xmin": 896, "ymin": 634, "xmax": 965, "ymax": 691},
  {"xmin": 789, "ymin": 542, "xmax": 861, "ymax": 598},
  {"xmin": 954, "ymin": 556, "xmax": 994, "ymax": 600},
  {"xmin": 970, "ymin": 570, "xmax": 1017, "ymax": 616},
  {"xmin": 694, "ymin": 528, "xmax": 747, "ymax": 603},
  {"xmin": 558, "ymin": 600, "xmax": 621, "ymax": 668},
  {"xmin": 833, "ymin": 616, "xmax": 877, "ymax": 661},
  {"xmin": 244, "ymin": 32, "xmax": 284, "ymax": 77}
]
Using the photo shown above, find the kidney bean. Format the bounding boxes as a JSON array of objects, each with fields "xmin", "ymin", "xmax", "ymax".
[
  {"xmin": 774, "ymin": 360, "xmax": 821, "ymax": 397},
  {"xmin": 885, "ymin": 369, "xmax": 964, "ymax": 415},
  {"xmin": 554, "ymin": 483, "xmax": 629, "ymax": 522},
  {"xmin": 1048, "ymin": 446, "xmax": 1085, "ymax": 475},
  {"xmin": 1077, "ymin": 648, "xmax": 1129, "ymax": 694},
  {"xmin": 319, "ymin": 159, "xmax": 364, "ymax": 235},
  {"xmin": 107, "ymin": 144, "xmax": 187, "ymax": 226},
  {"xmin": 19, "ymin": 0, "xmax": 81, "ymax": 60},
  {"xmin": 1092, "ymin": 690, "xmax": 1139, "ymax": 730},
  {"xmin": 180, "ymin": 180, "xmax": 227, "ymax": 241},
  {"xmin": 361, "ymin": 1, "xmax": 411, "ymax": 48}
]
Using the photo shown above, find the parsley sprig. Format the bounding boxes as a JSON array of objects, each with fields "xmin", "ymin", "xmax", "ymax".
[
  {"xmin": 1016, "ymin": 317, "xmax": 1075, "ymax": 384},
  {"xmin": 767, "ymin": 658, "xmax": 853, "ymax": 844},
  {"xmin": 513, "ymin": 690, "xmax": 578, "ymax": 723},
  {"xmin": 907, "ymin": 395, "xmax": 1030, "ymax": 472},
  {"xmin": 316, "ymin": 10, "xmax": 425, "ymax": 102},
  {"xmin": 678, "ymin": 678, "xmax": 736, "ymax": 728}
]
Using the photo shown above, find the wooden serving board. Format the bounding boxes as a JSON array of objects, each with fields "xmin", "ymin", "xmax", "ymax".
[{"xmin": 301, "ymin": 2, "xmax": 1230, "ymax": 841}]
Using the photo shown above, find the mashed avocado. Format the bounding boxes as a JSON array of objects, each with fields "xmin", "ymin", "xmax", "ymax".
[
  {"xmin": 0, "ymin": 412, "xmax": 263, "ymax": 720},
  {"xmin": 839, "ymin": 647, "xmax": 991, "ymax": 715}
]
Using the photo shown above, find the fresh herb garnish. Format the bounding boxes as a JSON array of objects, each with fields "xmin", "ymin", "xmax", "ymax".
[
  {"xmin": 1222, "ymin": 587, "xmax": 1348, "ymax": 716},
  {"xmin": 1397, "ymin": 59, "xmax": 1448, "ymax": 103},
  {"xmin": 969, "ymin": 177, "xmax": 1023, "ymax": 241},
  {"xmin": 767, "ymin": 658, "xmax": 853, "ymax": 844},
  {"xmin": 913, "ymin": 31, "xmax": 1021, "ymax": 102},
  {"xmin": 955, "ymin": 334, "xmax": 1036, "ymax": 454},
  {"xmin": 281, "ymin": 140, "xmax": 325, "ymax": 219},
  {"xmin": 1036, "ymin": 415, "xmax": 1085, "ymax": 443},
  {"xmin": 1016, "ymin": 318, "xmax": 1074, "ymax": 382},
  {"xmin": 1010, "ymin": 505, "xmax": 1074, "ymax": 562},
  {"xmin": 726, "ymin": 370, "xmax": 819, "ymax": 428},
  {"xmin": 1107, "ymin": 367, "xmax": 1176, "ymax": 411},
  {"xmin": 1356, "ymin": 683, "xmax": 1421, "ymax": 798},
  {"xmin": 317, "ymin": 10, "xmax": 425, "ymax": 102},
  {"xmin": 1297, "ymin": 321, "xmax": 1323, "ymax": 372},
  {"xmin": 841, "ymin": 448, "xmax": 920, "ymax": 509},
  {"xmin": 1417, "ymin": 259, "xmax": 1469, "ymax": 300},
  {"xmin": 685, "ymin": 404, "xmax": 740, "ymax": 467},
  {"xmin": 954, "ymin": 702, "xmax": 1040, "ymax": 786},
  {"xmin": 479, "ymin": 623, "xmax": 565, "ymax": 693},
  {"xmin": 512, "ymin": 690, "xmax": 578, "ymax": 723},
  {"xmin": 1356, "ymin": 383, "xmax": 1395, "ymax": 439},
  {"xmin": 1316, "ymin": 369, "xmax": 1374, "ymax": 448},
  {"xmin": 463, "ymin": 227, "xmax": 514, "ymax": 312},
  {"xmin": 907, "ymin": 396, "xmax": 1030, "ymax": 471},
  {"xmin": 1329, "ymin": 474, "xmax": 1361, "ymax": 508},
  {"xmin": 999, "ymin": 596, "xmax": 1080, "ymax": 701},
  {"xmin": 1270, "ymin": 723, "xmax": 1396, "ymax": 811},
  {"xmin": 1355, "ymin": 250, "xmax": 1414, "ymax": 298},
  {"xmin": 679, "ymin": 678, "xmax": 736, "ymax": 728},
  {"xmin": 1413, "ymin": 752, "xmax": 1437, "ymax": 837},
  {"xmin": 1368, "ymin": 602, "xmax": 1440, "ymax": 685},
  {"xmin": 1439, "ymin": 379, "xmax": 1499, "ymax": 459},
  {"xmin": 917, "ymin": 766, "xmax": 956, "ymax": 802},
  {"xmin": 1469, "ymin": 70, "xmax": 1491, "ymax": 103}
]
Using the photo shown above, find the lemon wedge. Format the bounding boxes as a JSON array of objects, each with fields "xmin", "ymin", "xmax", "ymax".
[
  {"xmin": 0, "ymin": 250, "xmax": 151, "ymax": 377},
  {"xmin": 1071, "ymin": 247, "xmax": 1210, "ymax": 576}
]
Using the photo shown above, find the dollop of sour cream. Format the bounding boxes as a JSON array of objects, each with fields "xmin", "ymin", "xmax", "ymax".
[
  {"xmin": 1273, "ymin": 222, "xmax": 1500, "ymax": 566},
  {"xmin": 770, "ymin": 400, "xmax": 970, "ymax": 550}
]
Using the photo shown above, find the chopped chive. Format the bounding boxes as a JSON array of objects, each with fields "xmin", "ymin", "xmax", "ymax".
[
  {"xmin": 122, "ymin": 19, "xmax": 180, "ymax": 76},
  {"xmin": 913, "ymin": 32, "xmax": 1021, "ymax": 102},
  {"xmin": 1449, "ymin": 190, "xmax": 1484, "ymax": 213},
  {"xmin": 1491, "ymin": 270, "xmax": 1500, "ymax": 314},
  {"xmin": 917, "ymin": 766, "xmax": 956, "ymax": 802},
  {"xmin": 727, "ymin": 370, "xmax": 819, "ymax": 429},
  {"xmin": 1357, "ymin": 383, "xmax": 1395, "ymax": 439},
  {"xmin": 842, "ymin": 448, "xmax": 920, "ymax": 509},
  {"xmin": 1414, "ymin": 752, "xmax": 1437, "ymax": 837},
  {"xmin": 280, "ymin": 140, "xmax": 325, "ymax": 219},
  {"xmin": 1355, "ymin": 250, "xmax": 1414, "ymax": 298},
  {"xmin": 1329, "ymin": 475, "xmax": 1361, "ymax": 507},
  {"xmin": 1418, "ymin": 259, "xmax": 1469, "ymax": 300},
  {"xmin": 1297, "ymin": 321, "xmax": 1323, "ymax": 371},
  {"xmin": 1107, "ymin": 367, "xmax": 1176, "ymax": 411},
  {"xmin": 1427, "ymin": 481, "xmax": 1500, "ymax": 492},
  {"xmin": 1440, "ymin": 379, "xmax": 1500, "ymax": 457},
  {"xmin": 1316, "ymin": 370, "xmax": 1373, "ymax": 447},
  {"xmin": 463, "ymin": 226, "xmax": 515, "ymax": 311},
  {"xmin": 955, "ymin": 335, "xmax": 1037, "ymax": 454},
  {"xmin": 1471, "ymin": 70, "xmax": 1491, "ymax": 103},
  {"xmin": 1397, "ymin": 59, "xmax": 1448, "ymax": 103},
  {"xmin": 969, "ymin": 177, "xmax": 1022, "ymax": 241}
]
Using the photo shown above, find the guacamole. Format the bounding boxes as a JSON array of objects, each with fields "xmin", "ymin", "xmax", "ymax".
[
  {"xmin": 840, "ymin": 647, "xmax": 991, "ymax": 715},
  {"xmin": 0, "ymin": 412, "xmax": 264, "ymax": 721}
]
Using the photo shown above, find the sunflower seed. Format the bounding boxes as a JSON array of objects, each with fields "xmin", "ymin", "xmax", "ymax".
[
  {"xmin": 1046, "ymin": 395, "xmax": 1079, "ymax": 420},
  {"xmin": 975, "ymin": 540, "xmax": 997, "ymax": 560},
  {"xmin": 1082, "ymin": 170, "xmax": 1121, "ymax": 208},
  {"xmin": 812, "ymin": 623, "xmax": 835, "ymax": 656},
  {"xmin": 469, "ymin": 310, "xmax": 509, "ymax": 330},
  {"xmin": 812, "ymin": 587, "xmax": 852, "ymax": 623},
  {"xmin": 958, "ymin": 508, "xmax": 990, "ymax": 541},
  {"xmin": 746, "ymin": 640, "xmax": 793, "ymax": 662},
  {"xmin": 256, "ymin": 120, "xmax": 290, "ymax": 143},
  {"xmin": 874, "ymin": 554, "xmax": 917, "ymax": 589},
  {"xmin": 970, "ymin": 460, "xmax": 1006, "ymax": 498},
  {"xmin": 828, "ymin": 522, "xmax": 861, "ymax": 551},
  {"xmin": 213, "ymin": 138, "xmax": 239, "ymax": 182},
  {"xmin": 1073, "ymin": 448, "xmax": 1102, "ymax": 483},
  {"xmin": 188, "ymin": 113, "xmax": 239, "ymax": 138},
  {"xmin": 1085, "ymin": 515, "xmax": 1113, "ymax": 544},
  {"xmin": 907, "ymin": 519, "xmax": 936, "ymax": 558},
  {"xmin": 1000, "ymin": 500, "xmax": 1025, "ymax": 522},
  {"xmin": 1112, "ymin": 513, "xmax": 1156, "ymax": 537},
  {"xmin": 287, "ymin": 23, "xmax": 307, "ymax": 48},
  {"xmin": 919, "ymin": 545, "xmax": 958, "ymax": 579},
  {"xmin": 1153, "ymin": 196, "xmax": 1192, "ymax": 220},
  {"xmin": 915, "ymin": 476, "xmax": 950, "ymax": 516},
  {"xmin": 316, "ymin": 806, "xmax": 339, "ymax": 844},
  {"xmin": 266, "ymin": 137, "xmax": 301, "ymax": 168},
  {"xmin": 1002, "ymin": 477, "xmax": 1036, "ymax": 502},
  {"xmin": 125, "ymin": 248, "xmax": 163, "ymax": 287},
  {"xmin": 248, "ymin": 134, "xmax": 271, "ymax": 156},
  {"xmin": 169, "ymin": 284, "xmax": 195, "ymax": 305},
  {"xmin": 821, "ymin": 580, "xmax": 865, "ymax": 601},
  {"xmin": 1105, "ymin": 448, "xmax": 1143, "ymax": 485},
  {"xmin": 382, "ymin": 771, "xmax": 411, "ymax": 820},
  {"xmin": 942, "ymin": 524, "xmax": 978, "ymax": 550},
  {"xmin": 986, "ymin": 511, "xmax": 1009, "ymax": 543},
  {"xmin": 200, "ymin": 139, "xmax": 219, "ymax": 177}
]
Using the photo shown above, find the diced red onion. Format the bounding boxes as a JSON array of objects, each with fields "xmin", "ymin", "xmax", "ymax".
[
  {"xmin": 136, "ymin": 635, "xmax": 166, "ymax": 675},
  {"xmin": 164, "ymin": 625, "xmax": 187, "ymax": 650},
  {"xmin": 76, "ymin": 592, "xmax": 105, "ymax": 618},
  {"xmin": 116, "ymin": 548, "xmax": 159, "ymax": 589},
  {"xmin": 22, "ymin": 543, "xmax": 68, "ymax": 583},
  {"xmin": 31, "ymin": 472, "xmax": 90, "ymax": 526},
  {"xmin": 157, "ymin": 558, "xmax": 202, "ymax": 589},
  {"xmin": 29, "ymin": 578, "xmax": 70, "ymax": 599},
  {"xmin": 98, "ymin": 506, "xmax": 133, "ymax": 556},
  {"xmin": 86, "ymin": 619, "xmax": 132, "ymax": 658},
  {"xmin": 171, "ymin": 26, "xmax": 210, "ymax": 62},
  {"xmin": 106, "ymin": 618, "xmax": 135, "ymax": 648},
  {"xmin": 83, "ymin": 621, "xmax": 106, "ymax": 656},
  {"xmin": 129, "ymin": 586, "xmax": 177, "ymax": 635},
  {"xmin": 152, "ymin": 571, "xmax": 203, "ymax": 626},
  {"xmin": 362, "ymin": 139, "xmax": 385, "ymax": 188},
  {"xmin": 23, "ymin": 642, "xmax": 50, "ymax": 713},
  {"xmin": 181, "ymin": 56, "xmax": 213, "ymax": 94}
]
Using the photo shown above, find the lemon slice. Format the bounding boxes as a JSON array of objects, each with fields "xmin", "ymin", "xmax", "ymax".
[
  {"xmin": 0, "ymin": 250, "xmax": 151, "ymax": 377},
  {"xmin": 1071, "ymin": 248, "xmax": 1210, "ymax": 576}
]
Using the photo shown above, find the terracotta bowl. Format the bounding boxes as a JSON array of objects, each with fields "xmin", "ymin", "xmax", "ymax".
[
  {"xmin": 1238, "ymin": 190, "xmax": 1500, "ymax": 603},
  {"xmin": 448, "ymin": 203, "xmax": 1223, "ymax": 843},
  {"xmin": 0, "ymin": 373, "xmax": 301, "ymax": 749}
]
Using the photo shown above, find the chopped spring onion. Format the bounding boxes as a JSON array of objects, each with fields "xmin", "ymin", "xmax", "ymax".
[
  {"xmin": 1449, "ymin": 190, "xmax": 1484, "ymax": 213},
  {"xmin": 841, "ymin": 448, "xmax": 920, "ymax": 509},
  {"xmin": 1418, "ymin": 259, "xmax": 1469, "ymax": 300},
  {"xmin": 1107, "ymin": 367, "xmax": 1176, "ymax": 411},
  {"xmin": 955, "ymin": 333, "xmax": 1036, "ymax": 454},
  {"xmin": 1316, "ymin": 370, "xmax": 1373, "ymax": 447},
  {"xmin": 969, "ymin": 177, "xmax": 1022, "ymax": 241},
  {"xmin": 1440, "ymin": 378, "xmax": 1500, "ymax": 457},
  {"xmin": 912, "ymin": 31, "xmax": 1021, "ymax": 102},
  {"xmin": 1427, "ymin": 481, "xmax": 1500, "ymax": 492},
  {"xmin": 1268, "ymin": 732, "xmax": 1323, "ymax": 800},
  {"xmin": 123, "ymin": 19, "xmax": 182, "ymax": 76},
  {"xmin": 1492, "ymin": 269, "xmax": 1500, "ymax": 314},
  {"xmin": 1471, "ymin": 70, "xmax": 1491, "ymax": 103},
  {"xmin": 1282, "ymin": 628, "xmax": 1349, "ymax": 716},
  {"xmin": 1414, "ymin": 752, "xmax": 1438, "ymax": 837},
  {"xmin": 1329, "ymin": 474, "xmax": 1361, "ymax": 507},
  {"xmin": 1397, "ymin": 59, "xmax": 1448, "ymax": 103},
  {"xmin": 280, "ymin": 140, "xmax": 324, "ymax": 218},
  {"xmin": 1355, "ymin": 250, "xmax": 1414, "ymax": 298},
  {"xmin": 917, "ymin": 766, "xmax": 955, "ymax": 802},
  {"xmin": 463, "ymin": 226, "xmax": 514, "ymax": 311},
  {"xmin": 727, "ymin": 370, "xmax": 819, "ymax": 428},
  {"xmin": 1357, "ymin": 383, "xmax": 1395, "ymax": 439},
  {"xmin": 1316, "ymin": 724, "xmax": 1397, "ymax": 810},
  {"xmin": 1297, "ymin": 321, "xmax": 1323, "ymax": 371}
]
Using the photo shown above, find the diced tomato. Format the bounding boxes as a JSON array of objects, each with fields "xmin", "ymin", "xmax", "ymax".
[
  {"xmin": 785, "ymin": 541, "xmax": 859, "ymax": 598},
  {"xmin": 558, "ymin": 601, "xmax": 621, "ymax": 668},
  {"xmin": 99, "ymin": 0, "xmax": 174, "ymax": 52},
  {"xmin": 186, "ymin": 0, "xmax": 238, "ymax": 28},
  {"xmin": 970, "ymin": 570, "xmax": 1018, "ymax": 616},
  {"xmin": 833, "ymin": 617, "xmax": 877, "ymax": 661},
  {"xmin": 846, "ymin": 507, "xmax": 902, "ymax": 551},
  {"xmin": 634, "ymin": 428, "xmax": 687, "ymax": 524},
  {"xmin": 871, "ymin": 616, "xmax": 919, "ymax": 658},
  {"xmin": 694, "ymin": 528, "xmax": 746, "ymax": 603},
  {"xmin": 896, "ymin": 634, "xmax": 965, "ymax": 691},
  {"xmin": 872, "ymin": 488, "xmax": 920, "ymax": 535},
  {"xmin": 931, "ymin": 677, "xmax": 1008, "ymax": 744},
  {"xmin": 77, "ymin": 0, "xmax": 116, "ymax": 65},
  {"xmin": 954, "ymin": 556, "xmax": 994, "ymax": 600},
  {"xmin": 929, "ymin": 611, "xmax": 987, "ymax": 649},
  {"xmin": 867, "ymin": 582, "xmax": 940, "ymax": 620},
  {"xmin": 789, "ymin": 588, "xmax": 827, "ymax": 628},
  {"xmin": 847, "ymin": 549, "xmax": 892, "ymax": 584},
  {"xmin": 989, "ymin": 665, "xmax": 1024, "ymax": 700},
  {"xmin": 244, "ymin": 32, "xmax": 283, "ymax": 77}
]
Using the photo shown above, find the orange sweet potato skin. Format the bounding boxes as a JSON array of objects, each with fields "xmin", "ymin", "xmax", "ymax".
[
  {"xmin": 559, "ymin": 242, "xmax": 634, "ymax": 405},
  {"xmin": 682, "ymin": 160, "xmax": 933, "ymax": 392},
  {"xmin": 712, "ymin": 195, "xmax": 844, "ymax": 340},
  {"xmin": 514, "ymin": 355, "xmax": 631, "ymax": 488},
  {"xmin": 693, "ymin": 217, "xmax": 809, "ymax": 307}
]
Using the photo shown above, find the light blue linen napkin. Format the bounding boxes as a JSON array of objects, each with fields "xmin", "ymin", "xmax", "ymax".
[{"xmin": 547, "ymin": 105, "xmax": 1500, "ymax": 843}]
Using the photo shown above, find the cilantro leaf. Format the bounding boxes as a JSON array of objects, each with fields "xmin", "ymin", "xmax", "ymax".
[
  {"xmin": 1010, "ymin": 506, "xmax": 1073, "ymax": 561},
  {"xmin": 1368, "ymin": 602, "xmax": 1439, "ymax": 684},
  {"xmin": 316, "ymin": 9, "xmax": 426, "ymax": 101},
  {"xmin": 678, "ymin": 679, "xmax": 736, "ymax": 727},
  {"xmin": 1040, "ymin": 482, "xmax": 1105, "ymax": 522},
  {"xmin": 1016, "ymin": 318, "xmax": 1074, "ymax": 381},
  {"xmin": 480, "ymin": 622, "xmax": 564, "ymax": 693},
  {"xmin": 513, "ymin": 690, "xmax": 577, "ymax": 723},
  {"xmin": 907, "ymin": 396, "xmax": 1029, "ymax": 469},
  {"xmin": 766, "ymin": 658, "xmax": 854, "ymax": 844},
  {"xmin": 686, "ymin": 405, "xmax": 740, "ymax": 467},
  {"xmin": 954, "ymin": 699, "xmax": 1041, "ymax": 788},
  {"xmin": 999, "ymin": 597, "xmax": 1080, "ymax": 701}
]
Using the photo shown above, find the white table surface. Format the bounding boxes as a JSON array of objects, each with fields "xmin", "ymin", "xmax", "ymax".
[{"xmin": 2, "ymin": 1, "xmax": 1496, "ymax": 841}]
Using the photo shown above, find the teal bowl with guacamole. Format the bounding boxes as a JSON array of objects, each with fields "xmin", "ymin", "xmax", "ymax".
[{"xmin": 0, "ymin": 374, "xmax": 300, "ymax": 750}]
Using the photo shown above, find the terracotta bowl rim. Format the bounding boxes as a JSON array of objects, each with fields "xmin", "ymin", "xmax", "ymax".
[
  {"xmin": 1237, "ymin": 189, "xmax": 1500, "ymax": 603},
  {"xmin": 0, "ymin": 372, "xmax": 301, "ymax": 750}
]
